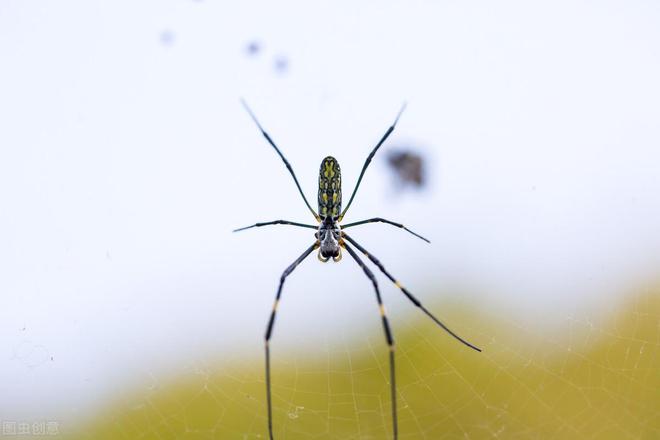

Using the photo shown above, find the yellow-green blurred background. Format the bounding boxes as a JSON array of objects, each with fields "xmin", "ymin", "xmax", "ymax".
[{"xmin": 70, "ymin": 285, "xmax": 658, "ymax": 439}]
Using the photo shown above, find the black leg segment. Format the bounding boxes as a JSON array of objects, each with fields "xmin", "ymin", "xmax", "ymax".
[
  {"xmin": 264, "ymin": 241, "xmax": 319, "ymax": 439},
  {"xmin": 339, "ymin": 103, "xmax": 407, "ymax": 221},
  {"xmin": 341, "ymin": 217, "xmax": 430, "ymax": 243},
  {"xmin": 343, "ymin": 242, "xmax": 398, "ymax": 440},
  {"xmin": 241, "ymin": 99, "xmax": 320, "ymax": 221},
  {"xmin": 233, "ymin": 220, "xmax": 318, "ymax": 233},
  {"xmin": 342, "ymin": 233, "xmax": 481, "ymax": 353}
]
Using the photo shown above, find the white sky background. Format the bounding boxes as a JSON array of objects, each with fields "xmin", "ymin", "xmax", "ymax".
[{"xmin": 1, "ymin": 0, "xmax": 659, "ymax": 424}]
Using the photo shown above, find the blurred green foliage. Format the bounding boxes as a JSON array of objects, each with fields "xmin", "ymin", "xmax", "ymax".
[{"xmin": 71, "ymin": 289, "xmax": 659, "ymax": 439}]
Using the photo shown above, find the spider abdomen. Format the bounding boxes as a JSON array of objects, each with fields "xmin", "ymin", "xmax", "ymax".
[{"xmin": 318, "ymin": 156, "xmax": 342, "ymax": 219}]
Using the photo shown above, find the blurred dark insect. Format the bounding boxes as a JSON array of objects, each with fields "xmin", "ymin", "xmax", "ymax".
[
  {"xmin": 245, "ymin": 41, "xmax": 261, "ymax": 56},
  {"xmin": 274, "ymin": 55, "xmax": 289, "ymax": 73},
  {"xmin": 243, "ymin": 41, "xmax": 289, "ymax": 75},
  {"xmin": 160, "ymin": 30, "xmax": 175, "ymax": 47},
  {"xmin": 387, "ymin": 149, "xmax": 425, "ymax": 189}
]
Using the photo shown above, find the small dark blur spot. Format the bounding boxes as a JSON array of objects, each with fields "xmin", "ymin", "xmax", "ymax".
[
  {"xmin": 387, "ymin": 149, "xmax": 425, "ymax": 189},
  {"xmin": 246, "ymin": 41, "xmax": 261, "ymax": 56},
  {"xmin": 160, "ymin": 30, "xmax": 176, "ymax": 47},
  {"xmin": 274, "ymin": 55, "xmax": 289, "ymax": 73}
]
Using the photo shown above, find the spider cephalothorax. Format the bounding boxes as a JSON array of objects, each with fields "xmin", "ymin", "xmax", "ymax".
[
  {"xmin": 236, "ymin": 99, "xmax": 481, "ymax": 440},
  {"xmin": 317, "ymin": 217, "xmax": 342, "ymax": 262}
]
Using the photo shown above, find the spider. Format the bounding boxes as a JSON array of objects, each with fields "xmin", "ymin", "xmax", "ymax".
[{"xmin": 235, "ymin": 99, "xmax": 482, "ymax": 440}]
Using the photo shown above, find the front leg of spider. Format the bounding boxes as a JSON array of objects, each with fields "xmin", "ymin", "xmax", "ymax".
[
  {"xmin": 342, "ymin": 233, "xmax": 481, "ymax": 352},
  {"xmin": 342, "ymin": 242, "xmax": 398, "ymax": 439},
  {"xmin": 264, "ymin": 241, "xmax": 318, "ymax": 440}
]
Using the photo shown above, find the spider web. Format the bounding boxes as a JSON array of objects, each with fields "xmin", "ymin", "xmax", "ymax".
[{"xmin": 67, "ymin": 282, "xmax": 659, "ymax": 440}]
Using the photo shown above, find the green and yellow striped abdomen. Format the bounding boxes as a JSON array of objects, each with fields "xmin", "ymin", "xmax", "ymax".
[{"xmin": 318, "ymin": 156, "xmax": 342, "ymax": 219}]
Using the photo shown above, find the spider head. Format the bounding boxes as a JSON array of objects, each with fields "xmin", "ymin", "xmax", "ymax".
[
  {"xmin": 317, "ymin": 221, "xmax": 342, "ymax": 262},
  {"xmin": 319, "ymin": 242, "xmax": 341, "ymax": 262}
]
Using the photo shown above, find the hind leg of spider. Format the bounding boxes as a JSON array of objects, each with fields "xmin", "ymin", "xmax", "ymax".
[
  {"xmin": 342, "ymin": 233, "xmax": 481, "ymax": 352},
  {"xmin": 240, "ymin": 99, "xmax": 320, "ymax": 220},
  {"xmin": 265, "ymin": 241, "xmax": 319, "ymax": 440},
  {"xmin": 233, "ymin": 220, "xmax": 318, "ymax": 233},
  {"xmin": 339, "ymin": 103, "xmax": 407, "ymax": 221},
  {"xmin": 341, "ymin": 217, "xmax": 430, "ymax": 243},
  {"xmin": 342, "ymin": 242, "xmax": 398, "ymax": 440}
]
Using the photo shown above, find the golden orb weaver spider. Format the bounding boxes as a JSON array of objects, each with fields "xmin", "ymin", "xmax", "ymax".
[{"xmin": 234, "ymin": 99, "xmax": 482, "ymax": 440}]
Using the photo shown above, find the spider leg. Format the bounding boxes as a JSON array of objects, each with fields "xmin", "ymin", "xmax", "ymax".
[
  {"xmin": 233, "ymin": 220, "xmax": 318, "ymax": 233},
  {"xmin": 341, "ymin": 217, "xmax": 430, "ymax": 243},
  {"xmin": 339, "ymin": 103, "xmax": 407, "ymax": 221},
  {"xmin": 240, "ymin": 99, "xmax": 320, "ymax": 221},
  {"xmin": 264, "ymin": 241, "xmax": 319, "ymax": 440},
  {"xmin": 343, "ymin": 233, "xmax": 481, "ymax": 352},
  {"xmin": 342, "ymin": 242, "xmax": 398, "ymax": 440}
]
